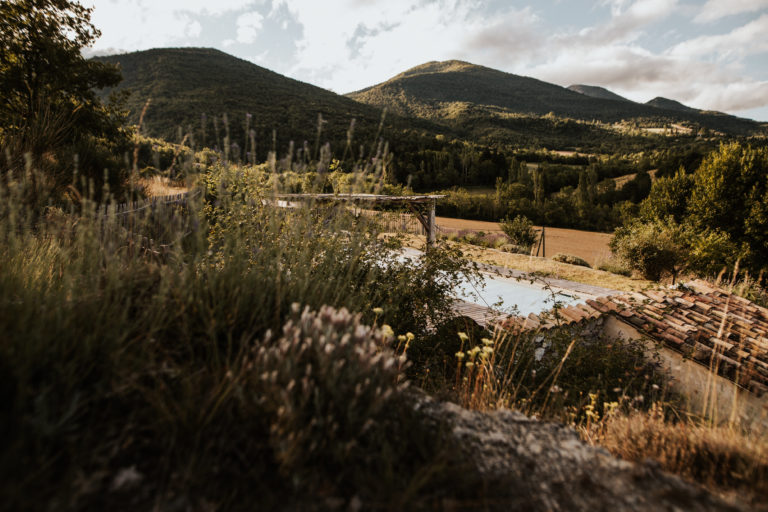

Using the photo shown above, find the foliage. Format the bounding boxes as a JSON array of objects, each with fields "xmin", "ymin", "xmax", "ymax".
[
  {"xmin": 637, "ymin": 142, "xmax": 768, "ymax": 275},
  {"xmin": 254, "ymin": 304, "xmax": 442, "ymax": 500},
  {"xmin": 639, "ymin": 168, "xmax": 693, "ymax": 222},
  {"xmin": 597, "ymin": 260, "xmax": 632, "ymax": 277},
  {"xmin": 0, "ymin": 158, "xmax": 476, "ymax": 509},
  {"xmin": 686, "ymin": 142, "xmax": 768, "ymax": 271},
  {"xmin": 499, "ymin": 214, "xmax": 538, "ymax": 248},
  {"xmin": 448, "ymin": 325, "xmax": 667, "ymax": 420},
  {"xmin": 551, "ymin": 253, "xmax": 591, "ymax": 268},
  {"xmin": 0, "ymin": 0, "xmax": 129, "ymax": 199},
  {"xmin": 610, "ymin": 218, "xmax": 684, "ymax": 281}
]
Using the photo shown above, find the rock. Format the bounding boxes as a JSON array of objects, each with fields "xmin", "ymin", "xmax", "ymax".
[{"xmin": 411, "ymin": 391, "xmax": 741, "ymax": 511}]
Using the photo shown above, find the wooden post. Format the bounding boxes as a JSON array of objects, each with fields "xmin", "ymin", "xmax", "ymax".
[
  {"xmin": 542, "ymin": 226, "xmax": 545, "ymax": 258},
  {"xmin": 427, "ymin": 200, "xmax": 436, "ymax": 247}
]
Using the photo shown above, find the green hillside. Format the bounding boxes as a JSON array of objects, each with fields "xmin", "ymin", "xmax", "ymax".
[
  {"xmin": 568, "ymin": 84, "xmax": 631, "ymax": 103},
  {"xmin": 348, "ymin": 60, "xmax": 764, "ymax": 137},
  {"xmin": 94, "ymin": 48, "xmax": 446, "ymax": 159},
  {"xmin": 645, "ymin": 96, "xmax": 700, "ymax": 113}
]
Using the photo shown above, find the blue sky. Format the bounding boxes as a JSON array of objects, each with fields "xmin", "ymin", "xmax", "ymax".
[{"xmin": 83, "ymin": 0, "xmax": 768, "ymax": 121}]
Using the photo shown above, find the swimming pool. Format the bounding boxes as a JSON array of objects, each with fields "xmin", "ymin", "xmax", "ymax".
[{"xmin": 398, "ymin": 248, "xmax": 587, "ymax": 316}]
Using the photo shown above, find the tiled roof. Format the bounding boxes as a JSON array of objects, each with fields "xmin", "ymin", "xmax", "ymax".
[{"xmin": 501, "ymin": 279, "xmax": 768, "ymax": 397}]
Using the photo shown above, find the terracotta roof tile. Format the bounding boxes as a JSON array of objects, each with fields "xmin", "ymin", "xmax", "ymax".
[{"xmin": 504, "ymin": 279, "xmax": 768, "ymax": 398}]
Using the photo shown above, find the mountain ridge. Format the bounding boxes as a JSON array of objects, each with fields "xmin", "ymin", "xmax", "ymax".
[{"xmin": 348, "ymin": 59, "xmax": 762, "ymax": 137}]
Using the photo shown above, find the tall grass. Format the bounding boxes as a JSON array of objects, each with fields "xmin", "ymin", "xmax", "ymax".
[{"xmin": 0, "ymin": 152, "xmax": 476, "ymax": 509}]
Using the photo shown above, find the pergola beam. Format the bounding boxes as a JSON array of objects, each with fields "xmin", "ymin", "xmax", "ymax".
[{"xmin": 272, "ymin": 193, "xmax": 444, "ymax": 247}]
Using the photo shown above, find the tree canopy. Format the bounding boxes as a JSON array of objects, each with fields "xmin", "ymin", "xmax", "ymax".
[{"xmin": 0, "ymin": 0, "xmax": 128, "ymax": 197}]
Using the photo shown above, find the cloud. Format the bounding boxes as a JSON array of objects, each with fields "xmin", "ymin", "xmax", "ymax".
[
  {"xmin": 83, "ymin": 0, "xmax": 258, "ymax": 49},
  {"xmin": 693, "ymin": 0, "xmax": 768, "ymax": 23},
  {"xmin": 669, "ymin": 14, "xmax": 768, "ymax": 59},
  {"xmin": 236, "ymin": 11, "xmax": 264, "ymax": 44}
]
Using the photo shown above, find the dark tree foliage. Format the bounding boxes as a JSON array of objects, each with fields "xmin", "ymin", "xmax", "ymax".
[{"xmin": 0, "ymin": 0, "xmax": 129, "ymax": 199}]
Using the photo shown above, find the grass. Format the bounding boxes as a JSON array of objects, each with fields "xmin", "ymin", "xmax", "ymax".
[
  {"xmin": 3, "ymin": 129, "xmax": 766, "ymax": 509},
  {"xmin": 402, "ymin": 234, "xmax": 654, "ymax": 292},
  {"xmin": 432, "ymin": 216, "xmax": 614, "ymax": 266},
  {"xmin": 581, "ymin": 406, "xmax": 768, "ymax": 508},
  {"xmin": 0, "ymin": 156, "xmax": 482, "ymax": 509}
]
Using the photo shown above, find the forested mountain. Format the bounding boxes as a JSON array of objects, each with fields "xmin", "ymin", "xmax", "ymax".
[
  {"xmin": 94, "ymin": 48, "xmax": 449, "ymax": 160},
  {"xmin": 645, "ymin": 97, "xmax": 700, "ymax": 114},
  {"xmin": 567, "ymin": 84, "xmax": 631, "ymax": 103},
  {"xmin": 348, "ymin": 60, "xmax": 764, "ymax": 137}
]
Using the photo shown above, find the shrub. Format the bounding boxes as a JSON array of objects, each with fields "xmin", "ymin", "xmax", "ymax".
[
  {"xmin": 610, "ymin": 219, "xmax": 683, "ymax": 281},
  {"xmin": 499, "ymin": 215, "xmax": 538, "ymax": 249},
  {"xmin": 500, "ymin": 243, "xmax": 530, "ymax": 254},
  {"xmin": 256, "ymin": 304, "xmax": 415, "ymax": 493},
  {"xmin": 551, "ymin": 253, "xmax": 591, "ymax": 268},
  {"xmin": 597, "ymin": 260, "xmax": 632, "ymax": 277}
]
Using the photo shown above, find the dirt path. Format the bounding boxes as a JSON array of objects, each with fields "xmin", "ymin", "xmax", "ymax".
[{"xmin": 435, "ymin": 216, "xmax": 614, "ymax": 267}]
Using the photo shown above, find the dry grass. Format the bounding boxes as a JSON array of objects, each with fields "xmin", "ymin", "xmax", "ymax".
[
  {"xmin": 581, "ymin": 407, "xmax": 768, "ymax": 509},
  {"xmin": 612, "ymin": 168, "xmax": 658, "ymax": 189},
  {"xmin": 403, "ymin": 234, "xmax": 652, "ymax": 292},
  {"xmin": 139, "ymin": 176, "xmax": 189, "ymax": 197},
  {"xmin": 435, "ymin": 216, "xmax": 613, "ymax": 267}
]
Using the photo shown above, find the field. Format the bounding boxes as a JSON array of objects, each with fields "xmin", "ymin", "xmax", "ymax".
[{"xmin": 434, "ymin": 216, "xmax": 614, "ymax": 266}]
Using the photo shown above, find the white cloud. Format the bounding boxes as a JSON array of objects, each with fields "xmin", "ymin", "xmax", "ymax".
[
  {"xmin": 236, "ymin": 11, "xmax": 264, "ymax": 44},
  {"xmin": 693, "ymin": 0, "xmax": 768, "ymax": 23},
  {"xmin": 83, "ymin": 0, "xmax": 258, "ymax": 50},
  {"xmin": 669, "ymin": 14, "xmax": 768, "ymax": 59}
]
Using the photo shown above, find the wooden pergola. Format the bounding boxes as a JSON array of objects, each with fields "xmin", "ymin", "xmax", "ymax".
[{"xmin": 274, "ymin": 193, "xmax": 445, "ymax": 246}]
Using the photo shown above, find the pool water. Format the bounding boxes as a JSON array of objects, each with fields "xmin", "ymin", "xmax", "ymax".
[
  {"xmin": 398, "ymin": 248, "xmax": 587, "ymax": 317},
  {"xmin": 455, "ymin": 274, "xmax": 586, "ymax": 316}
]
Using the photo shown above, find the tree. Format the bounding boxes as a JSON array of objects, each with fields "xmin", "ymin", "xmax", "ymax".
[
  {"xmin": 686, "ymin": 142, "xmax": 768, "ymax": 270},
  {"xmin": 500, "ymin": 214, "xmax": 538, "ymax": 249},
  {"xmin": 0, "ymin": 0, "xmax": 128, "ymax": 198},
  {"xmin": 639, "ymin": 167, "xmax": 693, "ymax": 223}
]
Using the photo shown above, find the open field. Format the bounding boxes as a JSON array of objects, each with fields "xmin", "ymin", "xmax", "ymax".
[{"xmin": 434, "ymin": 216, "xmax": 614, "ymax": 266}]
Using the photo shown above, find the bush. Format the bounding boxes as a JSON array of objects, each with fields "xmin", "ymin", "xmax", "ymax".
[
  {"xmin": 500, "ymin": 243, "xmax": 530, "ymax": 254},
  {"xmin": 597, "ymin": 260, "xmax": 632, "ymax": 277},
  {"xmin": 499, "ymin": 214, "xmax": 539, "ymax": 249},
  {"xmin": 610, "ymin": 219, "xmax": 683, "ymax": 281},
  {"xmin": 256, "ymin": 304, "xmax": 432, "ymax": 496},
  {"xmin": 551, "ymin": 253, "xmax": 591, "ymax": 268}
]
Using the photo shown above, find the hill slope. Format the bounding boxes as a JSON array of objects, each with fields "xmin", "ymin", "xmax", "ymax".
[
  {"xmin": 568, "ymin": 84, "xmax": 631, "ymax": 103},
  {"xmin": 95, "ymin": 48, "xmax": 444, "ymax": 158},
  {"xmin": 645, "ymin": 97, "xmax": 700, "ymax": 114},
  {"xmin": 348, "ymin": 60, "xmax": 763, "ymax": 137}
]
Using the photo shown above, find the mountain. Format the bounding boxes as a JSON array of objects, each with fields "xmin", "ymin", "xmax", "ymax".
[
  {"xmin": 568, "ymin": 84, "xmax": 631, "ymax": 103},
  {"xmin": 94, "ymin": 48, "xmax": 445, "ymax": 159},
  {"xmin": 645, "ymin": 97, "xmax": 700, "ymax": 114},
  {"xmin": 348, "ymin": 60, "xmax": 763, "ymax": 137}
]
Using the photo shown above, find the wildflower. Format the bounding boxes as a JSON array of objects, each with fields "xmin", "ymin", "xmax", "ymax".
[
  {"xmin": 373, "ymin": 307, "xmax": 384, "ymax": 316},
  {"xmin": 455, "ymin": 351, "xmax": 465, "ymax": 360},
  {"xmin": 406, "ymin": 332, "xmax": 415, "ymax": 342},
  {"xmin": 481, "ymin": 338, "xmax": 493, "ymax": 346},
  {"xmin": 381, "ymin": 324, "xmax": 394, "ymax": 339},
  {"xmin": 458, "ymin": 332, "xmax": 469, "ymax": 342},
  {"xmin": 397, "ymin": 335, "xmax": 407, "ymax": 343},
  {"xmin": 465, "ymin": 361, "xmax": 475, "ymax": 369},
  {"xmin": 550, "ymin": 385, "xmax": 562, "ymax": 393}
]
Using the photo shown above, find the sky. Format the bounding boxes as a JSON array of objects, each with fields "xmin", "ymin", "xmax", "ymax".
[{"xmin": 81, "ymin": 0, "xmax": 768, "ymax": 122}]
